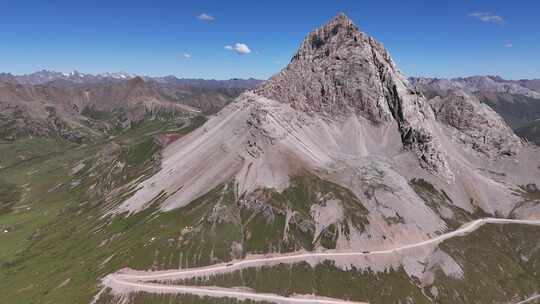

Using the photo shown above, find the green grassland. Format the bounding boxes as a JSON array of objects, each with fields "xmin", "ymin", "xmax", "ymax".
[
  {"xmin": 100, "ymin": 224, "xmax": 539, "ymax": 304},
  {"xmin": 0, "ymin": 116, "xmax": 208, "ymax": 304},
  {"xmin": 432, "ymin": 224, "xmax": 540, "ymax": 303}
]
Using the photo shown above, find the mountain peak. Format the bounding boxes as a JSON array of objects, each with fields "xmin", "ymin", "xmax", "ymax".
[
  {"xmin": 289, "ymin": 12, "xmax": 362, "ymax": 63},
  {"xmin": 329, "ymin": 12, "xmax": 354, "ymax": 26},
  {"xmin": 254, "ymin": 14, "xmax": 395, "ymax": 121},
  {"xmin": 254, "ymin": 14, "xmax": 454, "ymax": 179}
]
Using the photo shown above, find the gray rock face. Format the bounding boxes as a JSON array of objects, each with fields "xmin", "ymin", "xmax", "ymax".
[
  {"xmin": 256, "ymin": 13, "xmax": 453, "ymax": 179},
  {"xmin": 429, "ymin": 90, "xmax": 522, "ymax": 156},
  {"xmin": 411, "ymin": 75, "xmax": 540, "ymax": 146},
  {"xmin": 255, "ymin": 13, "xmax": 392, "ymax": 122}
]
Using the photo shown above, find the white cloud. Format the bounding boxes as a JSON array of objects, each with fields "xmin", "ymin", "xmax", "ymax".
[
  {"xmin": 197, "ymin": 13, "xmax": 214, "ymax": 21},
  {"xmin": 469, "ymin": 12, "xmax": 504, "ymax": 24},
  {"xmin": 182, "ymin": 53, "xmax": 192, "ymax": 58},
  {"xmin": 505, "ymin": 43, "xmax": 513, "ymax": 48},
  {"xmin": 224, "ymin": 43, "xmax": 251, "ymax": 55}
]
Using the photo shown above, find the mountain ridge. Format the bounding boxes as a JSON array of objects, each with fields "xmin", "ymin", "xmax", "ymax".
[
  {"xmin": 410, "ymin": 75, "xmax": 540, "ymax": 98},
  {"xmin": 411, "ymin": 75, "xmax": 540, "ymax": 145},
  {"xmin": 0, "ymin": 73, "xmax": 262, "ymax": 141},
  {"xmin": 0, "ymin": 70, "xmax": 263, "ymax": 88}
]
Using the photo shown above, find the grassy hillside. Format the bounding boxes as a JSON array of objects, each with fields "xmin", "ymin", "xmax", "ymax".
[{"xmin": 0, "ymin": 116, "xmax": 206, "ymax": 304}]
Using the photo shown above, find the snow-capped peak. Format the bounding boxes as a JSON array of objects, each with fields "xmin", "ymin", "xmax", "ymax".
[{"xmin": 98, "ymin": 72, "xmax": 136, "ymax": 79}]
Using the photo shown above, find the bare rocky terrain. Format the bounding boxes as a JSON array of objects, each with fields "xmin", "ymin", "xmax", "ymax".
[
  {"xmin": 411, "ymin": 76, "xmax": 540, "ymax": 145},
  {"xmin": 121, "ymin": 13, "xmax": 539, "ymax": 222}
]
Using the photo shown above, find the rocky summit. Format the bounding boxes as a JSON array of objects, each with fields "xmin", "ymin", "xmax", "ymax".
[
  {"xmin": 256, "ymin": 13, "xmax": 452, "ymax": 178},
  {"xmin": 118, "ymin": 13, "xmax": 539, "ymax": 241}
]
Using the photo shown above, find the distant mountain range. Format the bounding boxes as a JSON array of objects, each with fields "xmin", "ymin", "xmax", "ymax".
[
  {"xmin": 410, "ymin": 75, "xmax": 540, "ymax": 99},
  {"xmin": 0, "ymin": 70, "xmax": 136, "ymax": 85},
  {"xmin": 0, "ymin": 72, "xmax": 263, "ymax": 142},
  {"xmin": 0, "ymin": 70, "xmax": 263, "ymax": 88}
]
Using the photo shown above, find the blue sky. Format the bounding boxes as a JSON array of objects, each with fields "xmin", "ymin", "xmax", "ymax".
[{"xmin": 1, "ymin": 0, "xmax": 538, "ymax": 79}]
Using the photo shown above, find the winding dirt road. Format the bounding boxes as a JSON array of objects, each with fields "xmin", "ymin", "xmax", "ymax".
[
  {"xmin": 97, "ymin": 218, "xmax": 540, "ymax": 304},
  {"xmin": 515, "ymin": 294, "xmax": 540, "ymax": 304}
]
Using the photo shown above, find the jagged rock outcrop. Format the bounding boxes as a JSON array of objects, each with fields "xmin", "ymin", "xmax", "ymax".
[
  {"xmin": 256, "ymin": 14, "xmax": 393, "ymax": 122},
  {"xmin": 256, "ymin": 13, "xmax": 452, "ymax": 179},
  {"xmin": 429, "ymin": 90, "xmax": 522, "ymax": 156},
  {"xmin": 411, "ymin": 76, "xmax": 540, "ymax": 146}
]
